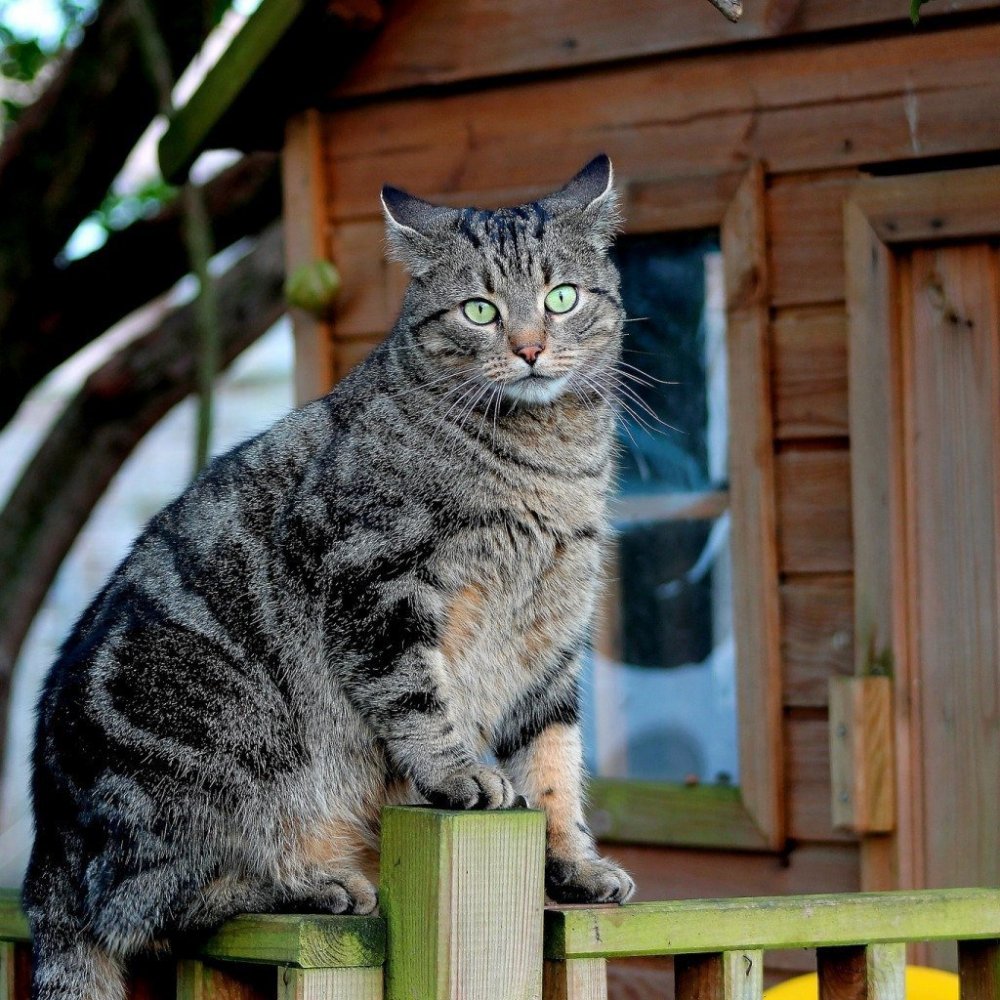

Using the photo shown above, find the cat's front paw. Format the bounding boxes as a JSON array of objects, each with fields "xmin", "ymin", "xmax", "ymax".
[
  {"xmin": 292, "ymin": 871, "xmax": 379, "ymax": 915},
  {"xmin": 546, "ymin": 856, "xmax": 636, "ymax": 904},
  {"xmin": 419, "ymin": 763, "xmax": 521, "ymax": 810}
]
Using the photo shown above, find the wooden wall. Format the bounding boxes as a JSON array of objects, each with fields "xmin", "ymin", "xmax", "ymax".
[{"xmin": 286, "ymin": 2, "xmax": 1000, "ymax": 991}]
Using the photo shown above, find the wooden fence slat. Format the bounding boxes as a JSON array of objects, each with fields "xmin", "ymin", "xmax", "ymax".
[
  {"xmin": 676, "ymin": 950, "xmax": 764, "ymax": 1000},
  {"xmin": 959, "ymin": 940, "xmax": 1000, "ymax": 1000},
  {"xmin": 278, "ymin": 966, "xmax": 383, "ymax": 1000},
  {"xmin": 543, "ymin": 959, "xmax": 608, "ymax": 1000},
  {"xmin": 817, "ymin": 944, "xmax": 905, "ymax": 1000},
  {"xmin": 176, "ymin": 958, "xmax": 272, "ymax": 1000},
  {"xmin": 0, "ymin": 944, "xmax": 14, "ymax": 1000}
]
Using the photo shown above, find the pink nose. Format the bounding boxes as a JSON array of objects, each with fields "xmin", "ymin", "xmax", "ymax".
[{"xmin": 515, "ymin": 343, "xmax": 544, "ymax": 366}]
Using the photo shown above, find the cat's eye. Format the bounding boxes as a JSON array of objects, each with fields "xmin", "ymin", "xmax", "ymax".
[
  {"xmin": 462, "ymin": 299, "xmax": 498, "ymax": 325},
  {"xmin": 545, "ymin": 284, "xmax": 578, "ymax": 314}
]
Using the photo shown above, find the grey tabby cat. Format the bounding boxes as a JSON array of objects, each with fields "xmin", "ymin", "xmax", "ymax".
[{"xmin": 24, "ymin": 154, "xmax": 634, "ymax": 1000}]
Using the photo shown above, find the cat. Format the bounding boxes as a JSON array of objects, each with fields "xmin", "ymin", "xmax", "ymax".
[{"xmin": 23, "ymin": 154, "xmax": 635, "ymax": 1000}]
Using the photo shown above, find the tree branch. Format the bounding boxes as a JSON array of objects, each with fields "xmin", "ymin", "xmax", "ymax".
[
  {"xmin": 1, "ymin": 152, "xmax": 280, "ymax": 430},
  {"xmin": 704, "ymin": 0, "xmax": 743, "ymax": 22},
  {"xmin": 0, "ymin": 0, "xmax": 215, "ymax": 338},
  {"xmin": 0, "ymin": 222, "xmax": 286, "ymax": 756}
]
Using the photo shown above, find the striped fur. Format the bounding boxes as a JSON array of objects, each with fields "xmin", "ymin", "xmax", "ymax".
[{"xmin": 24, "ymin": 155, "xmax": 633, "ymax": 999}]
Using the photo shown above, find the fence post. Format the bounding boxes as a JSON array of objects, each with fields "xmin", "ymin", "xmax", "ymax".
[
  {"xmin": 817, "ymin": 943, "xmax": 905, "ymax": 1000},
  {"xmin": 380, "ymin": 806, "xmax": 546, "ymax": 1000}
]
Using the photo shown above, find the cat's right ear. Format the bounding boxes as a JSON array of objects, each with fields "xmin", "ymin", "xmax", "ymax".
[{"xmin": 381, "ymin": 186, "xmax": 456, "ymax": 277}]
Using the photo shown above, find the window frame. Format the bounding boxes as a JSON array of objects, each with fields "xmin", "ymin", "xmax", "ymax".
[{"xmin": 586, "ymin": 164, "xmax": 785, "ymax": 852}]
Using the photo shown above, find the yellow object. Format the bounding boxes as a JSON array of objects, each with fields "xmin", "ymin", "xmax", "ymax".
[{"xmin": 765, "ymin": 966, "xmax": 959, "ymax": 1000}]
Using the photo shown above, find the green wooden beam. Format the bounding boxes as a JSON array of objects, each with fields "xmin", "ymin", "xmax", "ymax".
[
  {"xmin": 0, "ymin": 887, "xmax": 383, "ymax": 968},
  {"xmin": 587, "ymin": 778, "xmax": 771, "ymax": 851},
  {"xmin": 0, "ymin": 891, "xmax": 27, "ymax": 943},
  {"xmin": 159, "ymin": 0, "xmax": 307, "ymax": 181},
  {"xmin": 545, "ymin": 888, "xmax": 1000, "ymax": 960}
]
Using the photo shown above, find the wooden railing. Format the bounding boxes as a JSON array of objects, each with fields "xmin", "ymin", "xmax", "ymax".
[{"xmin": 2, "ymin": 808, "xmax": 998, "ymax": 999}]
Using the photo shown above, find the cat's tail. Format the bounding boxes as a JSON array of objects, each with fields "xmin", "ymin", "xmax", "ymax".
[
  {"xmin": 24, "ymin": 846, "xmax": 127, "ymax": 1000},
  {"xmin": 30, "ymin": 933, "xmax": 127, "ymax": 1000}
]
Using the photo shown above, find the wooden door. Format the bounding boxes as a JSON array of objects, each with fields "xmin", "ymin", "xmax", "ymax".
[{"xmin": 847, "ymin": 167, "xmax": 1000, "ymax": 910}]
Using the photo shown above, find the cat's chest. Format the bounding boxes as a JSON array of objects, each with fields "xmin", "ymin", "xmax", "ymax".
[{"xmin": 433, "ymin": 489, "xmax": 605, "ymax": 736}]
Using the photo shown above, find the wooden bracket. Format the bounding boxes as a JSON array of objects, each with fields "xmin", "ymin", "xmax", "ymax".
[{"xmin": 829, "ymin": 676, "xmax": 895, "ymax": 833}]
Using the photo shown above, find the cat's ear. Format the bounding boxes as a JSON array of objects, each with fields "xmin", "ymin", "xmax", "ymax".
[
  {"xmin": 381, "ymin": 186, "xmax": 457, "ymax": 276},
  {"xmin": 540, "ymin": 154, "xmax": 621, "ymax": 253}
]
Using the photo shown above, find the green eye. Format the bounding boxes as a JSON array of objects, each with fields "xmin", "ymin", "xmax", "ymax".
[
  {"xmin": 545, "ymin": 284, "xmax": 578, "ymax": 314},
  {"xmin": 462, "ymin": 299, "xmax": 498, "ymax": 325}
]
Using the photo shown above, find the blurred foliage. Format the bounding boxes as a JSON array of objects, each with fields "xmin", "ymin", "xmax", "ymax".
[
  {"xmin": 910, "ymin": 0, "xmax": 934, "ymax": 22},
  {"xmin": 95, "ymin": 177, "xmax": 178, "ymax": 231}
]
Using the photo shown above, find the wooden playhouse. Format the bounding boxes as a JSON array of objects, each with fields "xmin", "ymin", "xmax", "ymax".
[{"xmin": 156, "ymin": 0, "xmax": 1000, "ymax": 994}]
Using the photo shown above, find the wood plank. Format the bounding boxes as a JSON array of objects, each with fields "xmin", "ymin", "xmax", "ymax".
[
  {"xmin": 787, "ymin": 717, "xmax": 856, "ymax": 844},
  {"xmin": 676, "ymin": 951, "xmax": 763, "ymax": 1000},
  {"xmin": 781, "ymin": 577, "xmax": 854, "ymax": 708},
  {"xmin": 768, "ymin": 178, "xmax": 852, "ymax": 309},
  {"xmin": 773, "ymin": 307, "xmax": 849, "ymax": 439},
  {"xmin": 278, "ymin": 966, "xmax": 383, "ymax": 1000},
  {"xmin": 176, "ymin": 959, "xmax": 272, "ymax": 1000},
  {"xmin": 906, "ymin": 244, "xmax": 1000, "ymax": 893},
  {"xmin": 283, "ymin": 110, "xmax": 336, "ymax": 402},
  {"xmin": 624, "ymin": 171, "xmax": 745, "ymax": 235},
  {"xmin": 851, "ymin": 166, "xmax": 1000, "ymax": 246},
  {"xmin": 722, "ymin": 166, "xmax": 784, "ymax": 850},
  {"xmin": 776, "ymin": 449, "xmax": 853, "ymax": 575},
  {"xmin": 196, "ymin": 913, "xmax": 385, "ymax": 968},
  {"xmin": 543, "ymin": 959, "xmax": 608, "ymax": 1000},
  {"xmin": 329, "ymin": 220, "xmax": 407, "ymax": 338},
  {"xmin": 959, "ymin": 940, "xmax": 1000, "ymax": 1000},
  {"xmin": 330, "ymin": 0, "xmax": 1000, "ymax": 98},
  {"xmin": 379, "ymin": 807, "xmax": 546, "ymax": 1000},
  {"xmin": 545, "ymin": 887, "xmax": 1000, "ymax": 960},
  {"xmin": 828, "ymin": 678, "xmax": 895, "ymax": 834},
  {"xmin": 608, "ymin": 842, "xmax": 860, "ymax": 902},
  {"xmin": 817, "ymin": 944, "xmax": 905, "ymax": 1000},
  {"xmin": 0, "ymin": 944, "xmax": 14, "ymax": 1000},
  {"xmin": 322, "ymin": 24, "xmax": 1000, "ymax": 221}
]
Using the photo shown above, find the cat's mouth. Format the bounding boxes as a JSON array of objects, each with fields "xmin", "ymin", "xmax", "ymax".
[{"xmin": 503, "ymin": 371, "xmax": 570, "ymax": 404}]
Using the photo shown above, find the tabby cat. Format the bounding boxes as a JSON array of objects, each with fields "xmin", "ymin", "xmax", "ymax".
[{"xmin": 24, "ymin": 154, "xmax": 635, "ymax": 1000}]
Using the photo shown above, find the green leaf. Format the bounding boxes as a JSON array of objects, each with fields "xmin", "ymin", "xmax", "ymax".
[{"xmin": 910, "ymin": 0, "xmax": 933, "ymax": 24}]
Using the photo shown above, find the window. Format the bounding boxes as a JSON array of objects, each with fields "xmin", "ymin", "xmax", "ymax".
[
  {"xmin": 582, "ymin": 231, "xmax": 738, "ymax": 788},
  {"xmin": 582, "ymin": 168, "xmax": 784, "ymax": 850}
]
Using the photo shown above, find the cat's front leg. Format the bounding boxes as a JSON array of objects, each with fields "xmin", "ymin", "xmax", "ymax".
[
  {"xmin": 498, "ymin": 676, "xmax": 635, "ymax": 904},
  {"xmin": 346, "ymin": 638, "xmax": 519, "ymax": 810}
]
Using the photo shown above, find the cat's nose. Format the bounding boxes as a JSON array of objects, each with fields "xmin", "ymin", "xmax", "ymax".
[{"xmin": 514, "ymin": 343, "xmax": 545, "ymax": 366}]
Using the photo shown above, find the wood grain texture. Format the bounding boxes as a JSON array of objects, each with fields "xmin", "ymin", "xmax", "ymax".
[
  {"xmin": 828, "ymin": 678, "xmax": 894, "ymax": 834},
  {"xmin": 283, "ymin": 110, "xmax": 336, "ymax": 402},
  {"xmin": 328, "ymin": 0, "xmax": 1000, "ymax": 98},
  {"xmin": 781, "ymin": 577, "xmax": 854, "ymax": 708},
  {"xmin": 379, "ymin": 807, "xmax": 546, "ymax": 1000},
  {"xmin": 817, "ymin": 944, "xmax": 904, "ymax": 1000},
  {"xmin": 768, "ymin": 176, "xmax": 853, "ymax": 309},
  {"xmin": 197, "ymin": 913, "xmax": 385, "ymax": 968},
  {"xmin": 278, "ymin": 966, "xmax": 383, "ymax": 1000},
  {"xmin": 321, "ymin": 24, "xmax": 1000, "ymax": 223},
  {"xmin": 607, "ymin": 842, "xmax": 859, "ymax": 904},
  {"xmin": 543, "ymin": 959, "xmax": 608, "ymax": 1000},
  {"xmin": 175, "ymin": 959, "xmax": 272, "ymax": 1000},
  {"xmin": 772, "ymin": 307, "xmax": 849, "ymax": 439},
  {"xmin": 546, "ymin": 888, "xmax": 1000, "ymax": 960},
  {"xmin": 776, "ymin": 449, "xmax": 853, "ymax": 575},
  {"xmin": 787, "ymin": 717, "xmax": 856, "ymax": 844},
  {"xmin": 721, "ymin": 166, "xmax": 785, "ymax": 851},
  {"xmin": 958, "ymin": 940, "xmax": 1000, "ymax": 1000},
  {"xmin": 906, "ymin": 244, "xmax": 1000, "ymax": 894},
  {"xmin": 675, "ymin": 951, "xmax": 763, "ymax": 1000},
  {"xmin": 0, "ymin": 944, "xmax": 14, "ymax": 1000}
]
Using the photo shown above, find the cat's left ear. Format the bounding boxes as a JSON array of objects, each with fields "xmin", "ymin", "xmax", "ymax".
[
  {"xmin": 381, "ymin": 186, "xmax": 458, "ymax": 277},
  {"xmin": 541, "ymin": 154, "xmax": 621, "ymax": 253}
]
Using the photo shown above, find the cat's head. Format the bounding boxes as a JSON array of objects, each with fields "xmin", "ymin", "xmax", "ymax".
[{"xmin": 381, "ymin": 155, "xmax": 623, "ymax": 406}]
